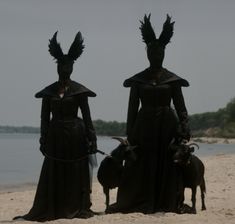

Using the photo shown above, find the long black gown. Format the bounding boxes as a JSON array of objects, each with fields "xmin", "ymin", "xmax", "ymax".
[
  {"xmin": 111, "ymin": 68, "xmax": 190, "ymax": 213},
  {"xmin": 19, "ymin": 80, "xmax": 96, "ymax": 221}
]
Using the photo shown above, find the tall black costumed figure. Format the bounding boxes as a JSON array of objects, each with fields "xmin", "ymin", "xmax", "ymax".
[
  {"xmin": 14, "ymin": 32, "xmax": 97, "ymax": 221},
  {"xmin": 108, "ymin": 14, "xmax": 191, "ymax": 214}
]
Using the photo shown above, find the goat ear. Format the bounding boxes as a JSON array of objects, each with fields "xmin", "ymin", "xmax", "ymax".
[{"xmin": 125, "ymin": 139, "xmax": 130, "ymax": 145}]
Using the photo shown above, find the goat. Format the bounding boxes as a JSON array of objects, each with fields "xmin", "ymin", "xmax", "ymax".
[
  {"xmin": 97, "ymin": 137, "xmax": 137, "ymax": 212},
  {"xmin": 170, "ymin": 142, "xmax": 206, "ymax": 214}
]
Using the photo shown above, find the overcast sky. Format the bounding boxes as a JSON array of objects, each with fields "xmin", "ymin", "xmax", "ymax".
[{"xmin": 0, "ymin": 0, "xmax": 234, "ymax": 126}]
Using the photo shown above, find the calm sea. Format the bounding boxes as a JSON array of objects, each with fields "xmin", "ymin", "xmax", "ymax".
[{"xmin": 0, "ymin": 133, "xmax": 234, "ymax": 190}]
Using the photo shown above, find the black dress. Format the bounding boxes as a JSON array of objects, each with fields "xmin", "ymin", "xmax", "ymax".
[
  {"xmin": 20, "ymin": 80, "xmax": 96, "ymax": 221},
  {"xmin": 112, "ymin": 68, "xmax": 190, "ymax": 213}
]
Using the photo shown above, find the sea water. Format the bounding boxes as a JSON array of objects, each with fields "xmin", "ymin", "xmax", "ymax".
[{"xmin": 0, "ymin": 133, "xmax": 234, "ymax": 190}]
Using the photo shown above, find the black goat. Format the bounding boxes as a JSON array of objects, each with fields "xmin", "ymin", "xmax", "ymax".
[
  {"xmin": 97, "ymin": 137, "xmax": 136, "ymax": 212},
  {"xmin": 171, "ymin": 142, "xmax": 206, "ymax": 214}
]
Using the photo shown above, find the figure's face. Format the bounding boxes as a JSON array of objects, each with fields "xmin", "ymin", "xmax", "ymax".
[
  {"xmin": 57, "ymin": 56, "xmax": 74, "ymax": 81},
  {"xmin": 147, "ymin": 41, "xmax": 165, "ymax": 67}
]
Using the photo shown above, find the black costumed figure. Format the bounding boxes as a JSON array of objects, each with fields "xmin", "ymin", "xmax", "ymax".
[
  {"xmin": 13, "ymin": 32, "xmax": 97, "ymax": 221},
  {"xmin": 107, "ymin": 14, "xmax": 191, "ymax": 214}
]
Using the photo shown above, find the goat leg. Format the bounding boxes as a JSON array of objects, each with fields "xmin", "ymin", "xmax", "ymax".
[
  {"xmin": 103, "ymin": 187, "xmax": 110, "ymax": 212},
  {"xmin": 191, "ymin": 187, "xmax": 197, "ymax": 214},
  {"xmin": 200, "ymin": 178, "xmax": 206, "ymax": 210}
]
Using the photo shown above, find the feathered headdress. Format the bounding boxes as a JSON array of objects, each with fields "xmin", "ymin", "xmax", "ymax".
[
  {"xmin": 48, "ymin": 31, "xmax": 85, "ymax": 62},
  {"xmin": 139, "ymin": 14, "xmax": 175, "ymax": 48}
]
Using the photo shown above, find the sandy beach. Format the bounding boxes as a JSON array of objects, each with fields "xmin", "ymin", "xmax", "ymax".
[{"xmin": 0, "ymin": 152, "xmax": 235, "ymax": 224}]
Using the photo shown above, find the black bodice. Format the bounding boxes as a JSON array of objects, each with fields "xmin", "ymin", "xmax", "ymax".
[
  {"xmin": 50, "ymin": 95, "xmax": 81, "ymax": 120},
  {"xmin": 138, "ymin": 82, "xmax": 172, "ymax": 109}
]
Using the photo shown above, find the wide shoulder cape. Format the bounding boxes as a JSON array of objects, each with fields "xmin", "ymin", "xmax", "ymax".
[
  {"xmin": 123, "ymin": 68, "xmax": 189, "ymax": 87},
  {"xmin": 35, "ymin": 80, "xmax": 96, "ymax": 98}
]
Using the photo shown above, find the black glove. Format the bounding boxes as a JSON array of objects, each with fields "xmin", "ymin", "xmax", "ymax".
[
  {"xmin": 87, "ymin": 129, "xmax": 97, "ymax": 154},
  {"xmin": 177, "ymin": 123, "xmax": 191, "ymax": 142},
  {"xmin": 88, "ymin": 140, "xmax": 97, "ymax": 154}
]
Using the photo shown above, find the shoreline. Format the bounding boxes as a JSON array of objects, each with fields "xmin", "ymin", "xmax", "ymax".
[
  {"xmin": 192, "ymin": 137, "xmax": 235, "ymax": 144},
  {"xmin": 1, "ymin": 145, "xmax": 235, "ymax": 193},
  {"xmin": 1, "ymin": 150, "xmax": 235, "ymax": 193},
  {"xmin": 0, "ymin": 182, "xmax": 37, "ymax": 194},
  {"xmin": 1, "ymin": 132, "xmax": 235, "ymax": 144}
]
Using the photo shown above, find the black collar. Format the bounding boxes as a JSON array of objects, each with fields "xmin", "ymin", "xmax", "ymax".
[
  {"xmin": 35, "ymin": 80, "xmax": 96, "ymax": 98},
  {"xmin": 123, "ymin": 68, "xmax": 189, "ymax": 87}
]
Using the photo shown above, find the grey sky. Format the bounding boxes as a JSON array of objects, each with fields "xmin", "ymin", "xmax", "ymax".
[{"xmin": 0, "ymin": 0, "xmax": 234, "ymax": 126}]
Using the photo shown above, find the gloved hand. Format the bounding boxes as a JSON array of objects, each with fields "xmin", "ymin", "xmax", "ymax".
[
  {"xmin": 87, "ymin": 129, "xmax": 97, "ymax": 154},
  {"xmin": 88, "ymin": 141, "xmax": 97, "ymax": 154},
  {"xmin": 177, "ymin": 123, "xmax": 191, "ymax": 142}
]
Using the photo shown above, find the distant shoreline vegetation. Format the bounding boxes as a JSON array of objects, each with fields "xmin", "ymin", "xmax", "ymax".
[
  {"xmin": 1, "ymin": 97, "xmax": 235, "ymax": 138},
  {"xmin": 0, "ymin": 120, "xmax": 126, "ymax": 136},
  {"xmin": 0, "ymin": 126, "xmax": 39, "ymax": 134},
  {"xmin": 190, "ymin": 97, "xmax": 235, "ymax": 138}
]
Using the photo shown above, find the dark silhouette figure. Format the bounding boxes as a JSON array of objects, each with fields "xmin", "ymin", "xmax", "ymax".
[
  {"xmin": 13, "ymin": 32, "xmax": 97, "ymax": 221},
  {"xmin": 107, "ymin": 14, "xmax": 191, "ymax": 214}
]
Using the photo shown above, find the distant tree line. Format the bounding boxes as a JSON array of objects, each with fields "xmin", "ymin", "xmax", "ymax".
[
  {"xmin": 190, "ymin": 97, "xmax": 235, "ymax": 138},
  {"xmin": 1, "ymin": 97, "xmax": 235, "ymax": 138},
  {"xmin": 0, "ymin": 126, "xmax": 39, "ymax": 133},
  {"xmin": 93, "ymin": 119, "xmax": 126, "ymax": 136},
  {"xmin": 0, "ymin": 121, "xmax": 126, "ymax": 136}
]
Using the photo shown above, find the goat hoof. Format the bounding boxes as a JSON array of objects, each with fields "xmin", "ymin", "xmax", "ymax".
[
  {"xmin": 76, "ymin": 209, "xmax": 96, "ymax": 219},
  {"xmin": 178, "ymin": 204, "xmax": 196, "ymax": 214},
  {"xmin": 192, "ymin": 208, "xmax": 197, "ymax": 214},
  {"xmin": 105, "ymin": 203, "xmax": 119, "ymax": 214},
  {"xmin": 13, "ymin": 216, "xmax": 26, "ymax": 221}
]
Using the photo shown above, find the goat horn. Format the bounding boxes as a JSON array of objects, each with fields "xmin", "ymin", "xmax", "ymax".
[
  {"xmin": 112, "ymin": 137, "xmax": 127, "ymax": 145},
  {"xmin": 188, "ymin": 143, "xmax": 199, "ymax": 149}
]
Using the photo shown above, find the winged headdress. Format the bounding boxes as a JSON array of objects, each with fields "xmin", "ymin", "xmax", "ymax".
[
  {"xmin": 139, "ymin": 14, "xmax": 175, "ymax": 48},
  {"xmin": 48, "ymin": 31, "xmax": 85, "ymax": 63}
]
